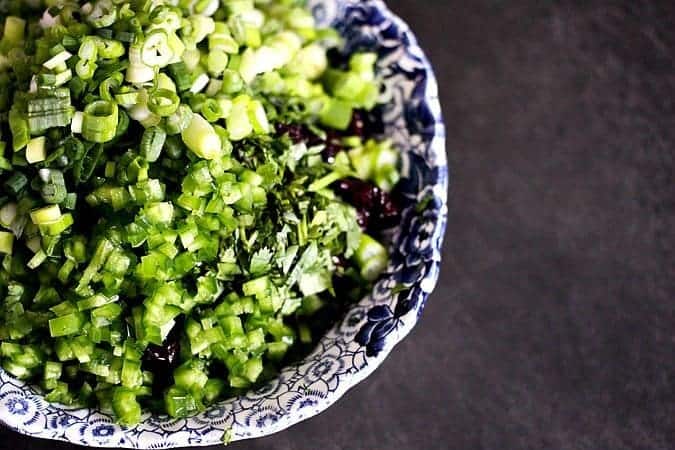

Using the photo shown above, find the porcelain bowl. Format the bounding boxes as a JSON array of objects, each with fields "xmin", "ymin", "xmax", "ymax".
[{"xmin": 0, "ymin": 1, "xmax": 447, "ymax": 446}]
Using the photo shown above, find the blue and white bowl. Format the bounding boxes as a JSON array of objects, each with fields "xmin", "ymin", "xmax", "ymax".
[{"xmin": 0, "ymin": 1, "xmax": 448, "ymax": 446}]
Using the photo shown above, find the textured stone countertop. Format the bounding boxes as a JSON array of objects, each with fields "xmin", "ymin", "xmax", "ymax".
[{"xmin": 2, "ymin": 1, "xmax": 673, "ymax": 449}]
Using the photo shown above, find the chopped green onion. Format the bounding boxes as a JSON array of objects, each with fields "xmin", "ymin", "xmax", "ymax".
[
  {"xmin": 75, "ymin": 58, "xmax": 98, "ymax": 80},
  {"xmin": 190, "ymin": 74, "xmax": 210, "ymax": 94},
  {"xmin": 168, "ymin": 62, "xmax": 192, "ymax": 92},
  {"xmin": 26, "ymin": 236, "xmax": 42, "ymax": 253},
  {"xmin": 182, "ymin": 114, "xmax": 222, "ymax": 160},
  {"xmin": 1, "ymin": 17, "xmax": 26, "ymax": 50},
  {"xmin": 87, "ymin": 0, "xmax": 118, "ymax": 28},
  {"xmin": 354, "ymin": 234, "xmax": 388, "ymax": 281},
  {"xmin": 4, "ymin": 173, "xmax": 28, "ymax": 196},
  {"xmin": 166, "ymin": 105, "xmax": 194, "ymax": 135},
  {"xmin": 97, "ymin": 39, "xmax": 125, "ymax": 59},
  {"xmin": 126, "ymin": 46, "xmax": 155, "ymax": 84},
  {"xmin": 221, "ymin": 69, "xmax": 244, "ymax": 94},
  {"xmin": 26, "ymin": 137, "xmax": 47, "ymax": 164},
  {"xmin": 0, "ymin": 203, "xmax": 17, "ymax": 228},
  {"xmin": 226, "ymin": 95, "xmax": 253, "ymax": 141},
  {"xmin": 40, "ymin": 170, "xmax": 68, "ymax": 204},
  {"xmin": 30, "ymin": 204, "xmax": 61, "ymax": 225},
  {"xmin": 201, "ymin": 99, "xmax": 222, "ymax": 123},
  {"xmin": 27, "ymin": 90, "xmax": 74, "ymax": 134},
  {"xmin": 115, "ymin": 91, "xmax": 140, "ymax": 106},
  {"xmin": 148, "ymin": 89, "xmax": 180, "ymax": 117},
  {"xmin": 140, "ymin": 127, "xmax": 167, "ymax": 163},
  {"xmin": 78, "ymin": 36, "xmax": 99, "ymax": 60},
  {"xmin": 43, "ymin": 50, "xmax": 72, "ymax": 70},
  {"xmin": 83, "ymin": 100, "xmax": 119, "ymax": 143},
  {"xmin": 0, "ymin": 231, "xmax": 14, "ymax": 254},
  {"xmin": 71, "ymin": 111, "xmax": 84, "ymax": 134},
  {"xmin": 9, "ymin": 108, "xmax": 30, "ymax": 151},
  {"xmin": 142, "ymin": 30, "xmax": 173, "ymax": 68},
  {"xmin": 248, "ymin": 100, "xmax": 270, "ymax": 134},
  {"xmin": 99, "ymin": 73, "xmax": 123, "ymax": 101},
  {"xmin": 27, "ymin": 249, "xmax": 47, "ymax": 269}
]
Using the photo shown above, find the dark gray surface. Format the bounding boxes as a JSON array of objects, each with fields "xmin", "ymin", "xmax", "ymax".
[{"xmin": 2, "ymin": 1, "xmax": 674, "ymax": 449}]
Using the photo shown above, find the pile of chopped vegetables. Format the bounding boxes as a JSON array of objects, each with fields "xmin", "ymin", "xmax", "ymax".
[{"xmin": 0, "ymin": 0, "xmax": 401, "ymax": 424}]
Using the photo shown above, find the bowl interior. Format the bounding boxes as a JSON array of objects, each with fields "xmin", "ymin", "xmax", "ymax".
[{"xmin": 0, "ymin": 1, "xmax": 447, "ymax": 447}]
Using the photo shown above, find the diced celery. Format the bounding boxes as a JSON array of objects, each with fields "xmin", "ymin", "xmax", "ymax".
[
  {"xmin": 48, "ymin": 312, "xmax": 85, "ymax": 337},
  {"xmin": 112, "ymin": 388, "xmax": 142, "ymax": 426},
  {"xmin": 165, "ymin": 386, "xmax": 202, "ymax": 418},
  {"xmin": 242, "ymin": 276, "xmax": 269, "ymax": 297},
  {"xmin": 145, "ymin": 202, "xmax": 174, "ymax": 225},
  {"xmin": 121, "ymin": 359, "xmax": 143, "ymax": 388},
  {"xmin": 320, "ymin": 98, "xmax": 353, "ymax": 130},
  {"xmin": 203, "ymin": 379, "xmax": 225, "ymax": 405},
  {"xmin": 70, "ymin": 336, "xmax": 94, "ymax": 363}
]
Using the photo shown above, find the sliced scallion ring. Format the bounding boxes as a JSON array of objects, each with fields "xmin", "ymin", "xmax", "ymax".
[
  {"xmin": 87, "ymin": 0, "xmax": 117, "ymax": 28},
  {"xmin": 142, "ymin": 30, "xmax": 174, "ymax": 68},
  {"xmin": 82, "ymin": 100, "xmax": 119, "ymax": 143},
  {"xmin": 148, "ymin": 89, "xmax": 180, "ymax": 117}
]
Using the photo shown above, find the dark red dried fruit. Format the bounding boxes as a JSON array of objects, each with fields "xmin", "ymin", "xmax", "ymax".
[
  {"xmin": 275, "ymin": 122, "xmax": 350, "ymax": 162},
  {"xmin": 376, "ymin": 194, "xmax": 402, "ymax": 229},
  {"xmin": 142, "ymin": 325, "xmax": 181, "ymax": 371},
  {"xmin": 332, "ymin": 254, "xmax": 348, "ymax": 270},
  {"xmin": 361, "ymin": 109, "xmax": 385, "ymax": 136},
  {"xmin": 143, "ymin": 341, "xmax": 179, "ymax": 367},
  {"xmin": 355, "ymin": 208, "xmax": 371, "ymax": 229},
  {"xmin": 321, "ymin": 144, "xmax": 340, "ymax": 162},
  {"xmin": 275, "ymin": 123, "xmax": 307, "ymax": 144},
  {"xmin": 332, "ymin": 177, "xmax": 401, "ymax": 231},
  {"xmin": 320, "ymin": 130, "xmax": 342, "ymax": 162},
  {"xmin": 143, "ymin": 326, "xmax": 181, "ymax": 395},
  {"xmin": 333, "ymin": 178, "xmax": 380, "ymax": 210},
  {"xmin": 348, "ymin": 110, "xmax": 366, "ymax": 138}
]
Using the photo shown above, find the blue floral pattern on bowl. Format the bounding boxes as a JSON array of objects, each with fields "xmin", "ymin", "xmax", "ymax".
[{"xmin": 0, "ymin": 1, "xmax": 447, "ymax": 446}]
